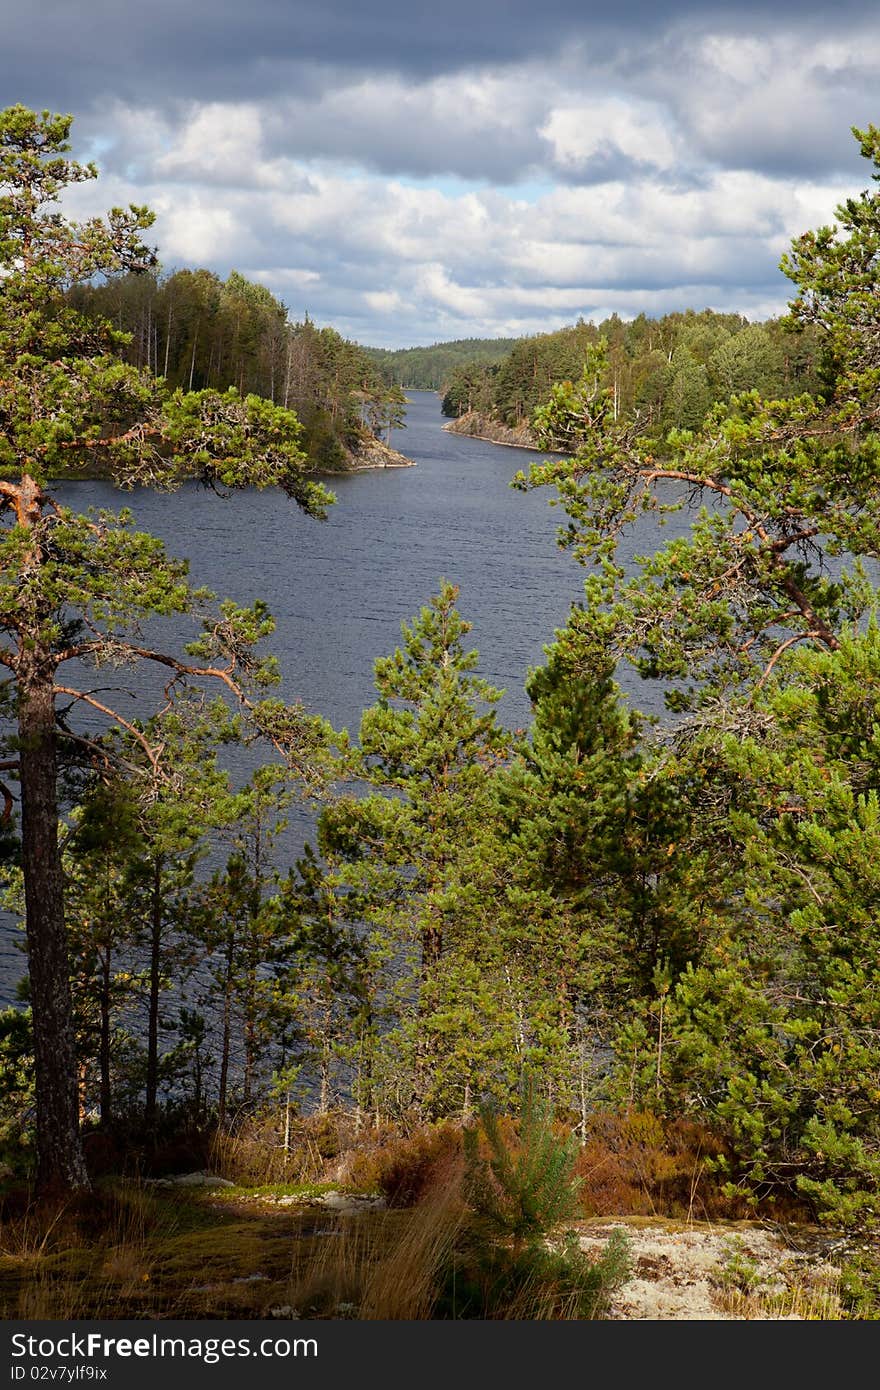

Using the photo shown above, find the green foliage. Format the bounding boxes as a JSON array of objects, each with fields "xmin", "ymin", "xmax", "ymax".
[
  {"xmin": 363, "ymin": 337, "xmax": 521, "ymax": 391},
  {"xmin": 452, "ymin": 1075, "xmax": 631, "ymax": 1318},
  {"xmin": 440, "ymin": 361, "xmax": 500, "ymax": 417},
  {"xmin": 464, "ymin": 1075, "xmax": 583, "ymax": 1246},
  {"xmin": 271, "ymin": 843, "xmax": 373, "ymax": 1115},
  {"xmin": 0, "ymin": 104, "xmax": 338, "ymax": 1193},
  {"xmin": 317, "ymin": 580, "xmax": 511, "ymax": 1116},
  {"xmin": 438, "ymin": 310, "xmax": 819, "ymax": 436},
  {"xmin": 639, "ymin": 627, "xmax": 880, "ymax": 1228},
  {"xmin": 497, "ymin": 122, "xmax": 880, "ymax": 1230},
  {"xmin": 515, "ymin": 132, "xmax": 880, "ymax": 715},
  {"xmin": 0, "ymin": 1006, "xmax": 34, "ymax": 1176},
  {"xmin": 72, "ymin": 270, "xmax": 395, "ymax": 470},
  {"xmin": 443, "ymin": 1224, "xmax": 631, "ymax": 1320},
  {"xmin": 839, "ymin": 1247, "xmax": 880, "ymax": 1319}
]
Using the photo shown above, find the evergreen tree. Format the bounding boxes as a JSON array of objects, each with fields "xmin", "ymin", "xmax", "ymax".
[
  {"xmin": 514, "ymin": 122, "xmax": 880, "ymax": 1220},
  {"xmin": 193, "ymin": 766, "xmax": 293, "ymax": 1122},
  {"xmin": 0, "ymin": 105, "xmax": 332, "ymax": 1194},
  {"xmin": 271, "ymin": 844, "xmax": 373, "ymax": 1115},
  {"xmin": 318, "ymin": 581, "xmax": 510, "ymax": 1114},
  {"xmin": 649, "ymin": 626, "xmax": 880, "ymax": 1227},
  {"xmin": 59, "ymin": 697, "xmax": 247, "ymax": 1128}
]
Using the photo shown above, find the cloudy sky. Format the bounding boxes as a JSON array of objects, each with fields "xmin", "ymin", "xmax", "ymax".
[{"xmin": 4, "ymin": 1, "xmax": 879, "ymax": 345}]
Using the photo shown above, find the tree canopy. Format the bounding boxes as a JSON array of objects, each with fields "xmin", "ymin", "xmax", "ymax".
[{"xmin": 0, "ymin": 104, "xmax": 333, "ymax": 1194}]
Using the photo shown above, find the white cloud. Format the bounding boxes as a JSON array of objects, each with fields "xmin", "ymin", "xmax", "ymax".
[
  {"xmin": 155, "ymin": 102, "xmax": 266, "ymax": 184},
  {"xmin": 64, "ymin": 137, "xmax": 859, "ymax": 346},
  {"xmin": 57, "ymin": 16, "xmax": 879, "ymax": 346},
  {"xmin": 541, "ymin": 98, "xmax": 679, "ymax": 173}
]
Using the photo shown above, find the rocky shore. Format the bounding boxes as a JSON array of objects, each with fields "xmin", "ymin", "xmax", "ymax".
[
  {"xmin": 344, "ymin": 435, "xmax": 416, "ymax": 470},
  {"xmin": 442, "ymin": 410, "xmax": 540, "ymax": 450}
]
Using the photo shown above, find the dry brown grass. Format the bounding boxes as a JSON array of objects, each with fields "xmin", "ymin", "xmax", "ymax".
[
  {"xmin": 0, "ymin": 1105, "xmax": 822, "ymax": 1321},
  {"xmin": 210, "ymin": 1109, "xmax": 410, "ymax": 1189},
  {"xmin": 286, "ymin": 1182, "xmax": 468, "ymax": 1320},
  {"xmin": 359, "ymin": 1166, "xmax": 467, "ymax": 1317},
  {"xmin": 353, "ymin": 1124, "xmax": 464, "ymax": 1208},
  {"xmin": 574, "ymin": 1111, "xmax": 811, "ymax": 1223},
  {"xmin": 210, "ymin": 1107, "xmax": 470, "ymax": 1214}
]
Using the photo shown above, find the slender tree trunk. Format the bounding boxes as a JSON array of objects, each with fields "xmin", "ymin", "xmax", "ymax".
[
  {"xmin": 217, "ymin": 938, "xmax": 235, "ymax": 1127},
  {"xmin": 283, "ymin": 339, "xmax": 292, "ymax": 409},
  {"xmin": 19, "ymin": 661, "xmax": 90, "ymax": 1194},
  {"xmin": 357, "ymin": 1010, "xmax": 375, "ymax": 1120},
  {"xmin": 243, "ymin": 981, "xmax": 255, "ymax": 1105},
  {"xmin": 99, "ymin": 945, "xmax": 112, "ymax": 1125},
  {"xmin": 144, "ymin": 854, "xmax": 163, "ymax": 1129},
  {"xmin": 319, "ymin": 1040, "xmax": 330, "ymax": 1115},
  {"xmin": 163, "ymin": 302, "xmax": 172, "ymax": 378}
]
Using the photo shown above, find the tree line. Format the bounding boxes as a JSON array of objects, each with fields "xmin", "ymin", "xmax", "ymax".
[
  {"xmin": 72, "ymin": 269, "xmax": 406, "ymax": 470},
  {"xmin": 2, "ymin": 105, "xmax": 880, "ymax": 1234},
  {"xmin": 440, "ymin": 310, "xmax": 825, "ymax": 439},
  {"xmin": 363, "ymin": 337, "xmax": 521, "ymax": 389}
]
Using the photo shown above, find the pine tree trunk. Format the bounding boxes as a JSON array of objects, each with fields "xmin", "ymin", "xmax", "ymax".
[
  {"xmin": 19, "ymin": 663, "xmax": 90, "ymax": 1194},
  {"xmin": 144, "ymin": 855, "xmax": 163, "ymax": 1129},
  {"xmin": 99, "ymin": 945, "xmax": 112, "ymax": 1124},
  {"xmin": 217, "ymin": 939, "xmax": 235, "ymax": 1127}
]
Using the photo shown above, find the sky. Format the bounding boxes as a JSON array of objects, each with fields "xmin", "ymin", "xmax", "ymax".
[{"xmin": 3, "ymin": 1, "xmax": 879, "ymax": 347}]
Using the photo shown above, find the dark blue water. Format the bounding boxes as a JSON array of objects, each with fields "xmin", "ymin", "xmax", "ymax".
[
  {"xmin": 2, "ymin": 391, "xmax": 716, "ymax": 1001},
  {"xmin": 1, "ymin": 392, "xmax": 595, "ymax": 1000},
  {"xmin": 60, "ymin": 392, "xmax": 587, "ymax": 736}
]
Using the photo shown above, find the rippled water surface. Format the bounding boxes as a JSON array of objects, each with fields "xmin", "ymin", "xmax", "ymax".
[{"xmin": 0, "ymin": 391, "xmax": 683, "ymax": 999}]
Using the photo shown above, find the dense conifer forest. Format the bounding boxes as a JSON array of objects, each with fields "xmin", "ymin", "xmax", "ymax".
[
  {"xmin": 363, "ymin": 337, "xmax": 521, "ymax": 390},
  {"xmin": 71, "ymin": 272, "xmax": 407, "ymax": 471},
  {"xmin": 2, "ymin": 103, "xmax": 880, "ymax": 1320},
  {"xmin": 438, "ymin": 311, "xmax": 825, "ymax": 441}
]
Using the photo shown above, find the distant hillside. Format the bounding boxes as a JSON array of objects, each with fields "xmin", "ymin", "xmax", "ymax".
[{"xmin": 361, "ymin": 336, "xmax": 523, "ymax": 389}]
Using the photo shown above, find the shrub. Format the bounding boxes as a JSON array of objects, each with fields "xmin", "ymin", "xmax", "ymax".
[
  {"xmin": 574, "ymin": 1111, "xmax": 810, "ymax": 1222},
  {"xmin": 442, "ymin": 1225, "xmax": 631, "ymax": 1319},
  {"xmin": 366, "ymin": 1124, "xmax": 464, "ymax": 1208},
  {"xmin": 452, "ymin": 1076, "xmax": 631, "ymax": 1317},
  {"xmin": 464, "ymin": 1077, "xmax": 582, "ymax": 1247}
]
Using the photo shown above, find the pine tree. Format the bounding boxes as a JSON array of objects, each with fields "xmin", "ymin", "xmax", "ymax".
[
  {"xmin": 514, "ymin": 128, "xmax": 880, "ymax": 715},
  {"xmin": 0, "ymin": 106, "xmax": 332, "ymax": 1193},
  {"xmin": 512, "ymin": 123, "xmax": 880, "ymax": 1221},
  {"xmin": 318, "ymin": 581, "xmax": 509, "ymax": 1114},
  {"xmin": 654, "ymin": 626, "xmax": 880, "ymax": 1227}
]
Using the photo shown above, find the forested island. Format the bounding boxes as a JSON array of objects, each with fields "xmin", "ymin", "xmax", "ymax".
[{"xmin": 2, "ymin": 104, "xmax": 880, "ymax": 1321}]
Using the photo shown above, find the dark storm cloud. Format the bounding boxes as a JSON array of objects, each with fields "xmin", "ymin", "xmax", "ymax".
[
  {"xmin": 8, "ymin": 1, "xmax": 879, "ymax": 344},
  {"xmin": 4, "ymin": 0, "xmax": 877, "ymax": 108}
]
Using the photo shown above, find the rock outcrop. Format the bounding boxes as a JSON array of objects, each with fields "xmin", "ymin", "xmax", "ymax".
[
  {"xmin": 442, "ymin": 410, "xmax": 540, "ymax": 450},
  {"xmin": 343, "ymin": 435, "xmax": 415, "ymax": 470}
]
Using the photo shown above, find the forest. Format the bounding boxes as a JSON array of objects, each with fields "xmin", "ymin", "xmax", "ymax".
[
  {"xmin": 439, "ymin": 310, "xmax": 825, "ymax": 440},
  {"xmin": 71, "ymin": 269, "xmax": 407, "ymax": 471},
  {"xmin": 1, "ymin": 103, "xmax": 880, "ymax": 1320},
  {"xmin": 363, "ymin": 336, "xmax": 521, "ymax": 390}
]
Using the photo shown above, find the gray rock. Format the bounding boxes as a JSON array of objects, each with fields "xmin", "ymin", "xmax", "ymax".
[
  {"xmin": 147, "ymin": 1170, "xmax": 235, "ymax": 1189},
  {"xmin": 318, "ymin": 1190, "xmax": 385, "ymax": 1212}
]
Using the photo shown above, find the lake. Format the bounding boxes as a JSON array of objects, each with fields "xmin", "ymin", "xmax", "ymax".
[{"xmin": 0, "ymin": 390, "xmax": 696, "ymax": 1002}]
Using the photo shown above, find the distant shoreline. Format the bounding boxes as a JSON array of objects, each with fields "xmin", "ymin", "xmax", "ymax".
[{"xmin": 442, "ymin": 413, "xmax": 568, "ymax": 456}]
